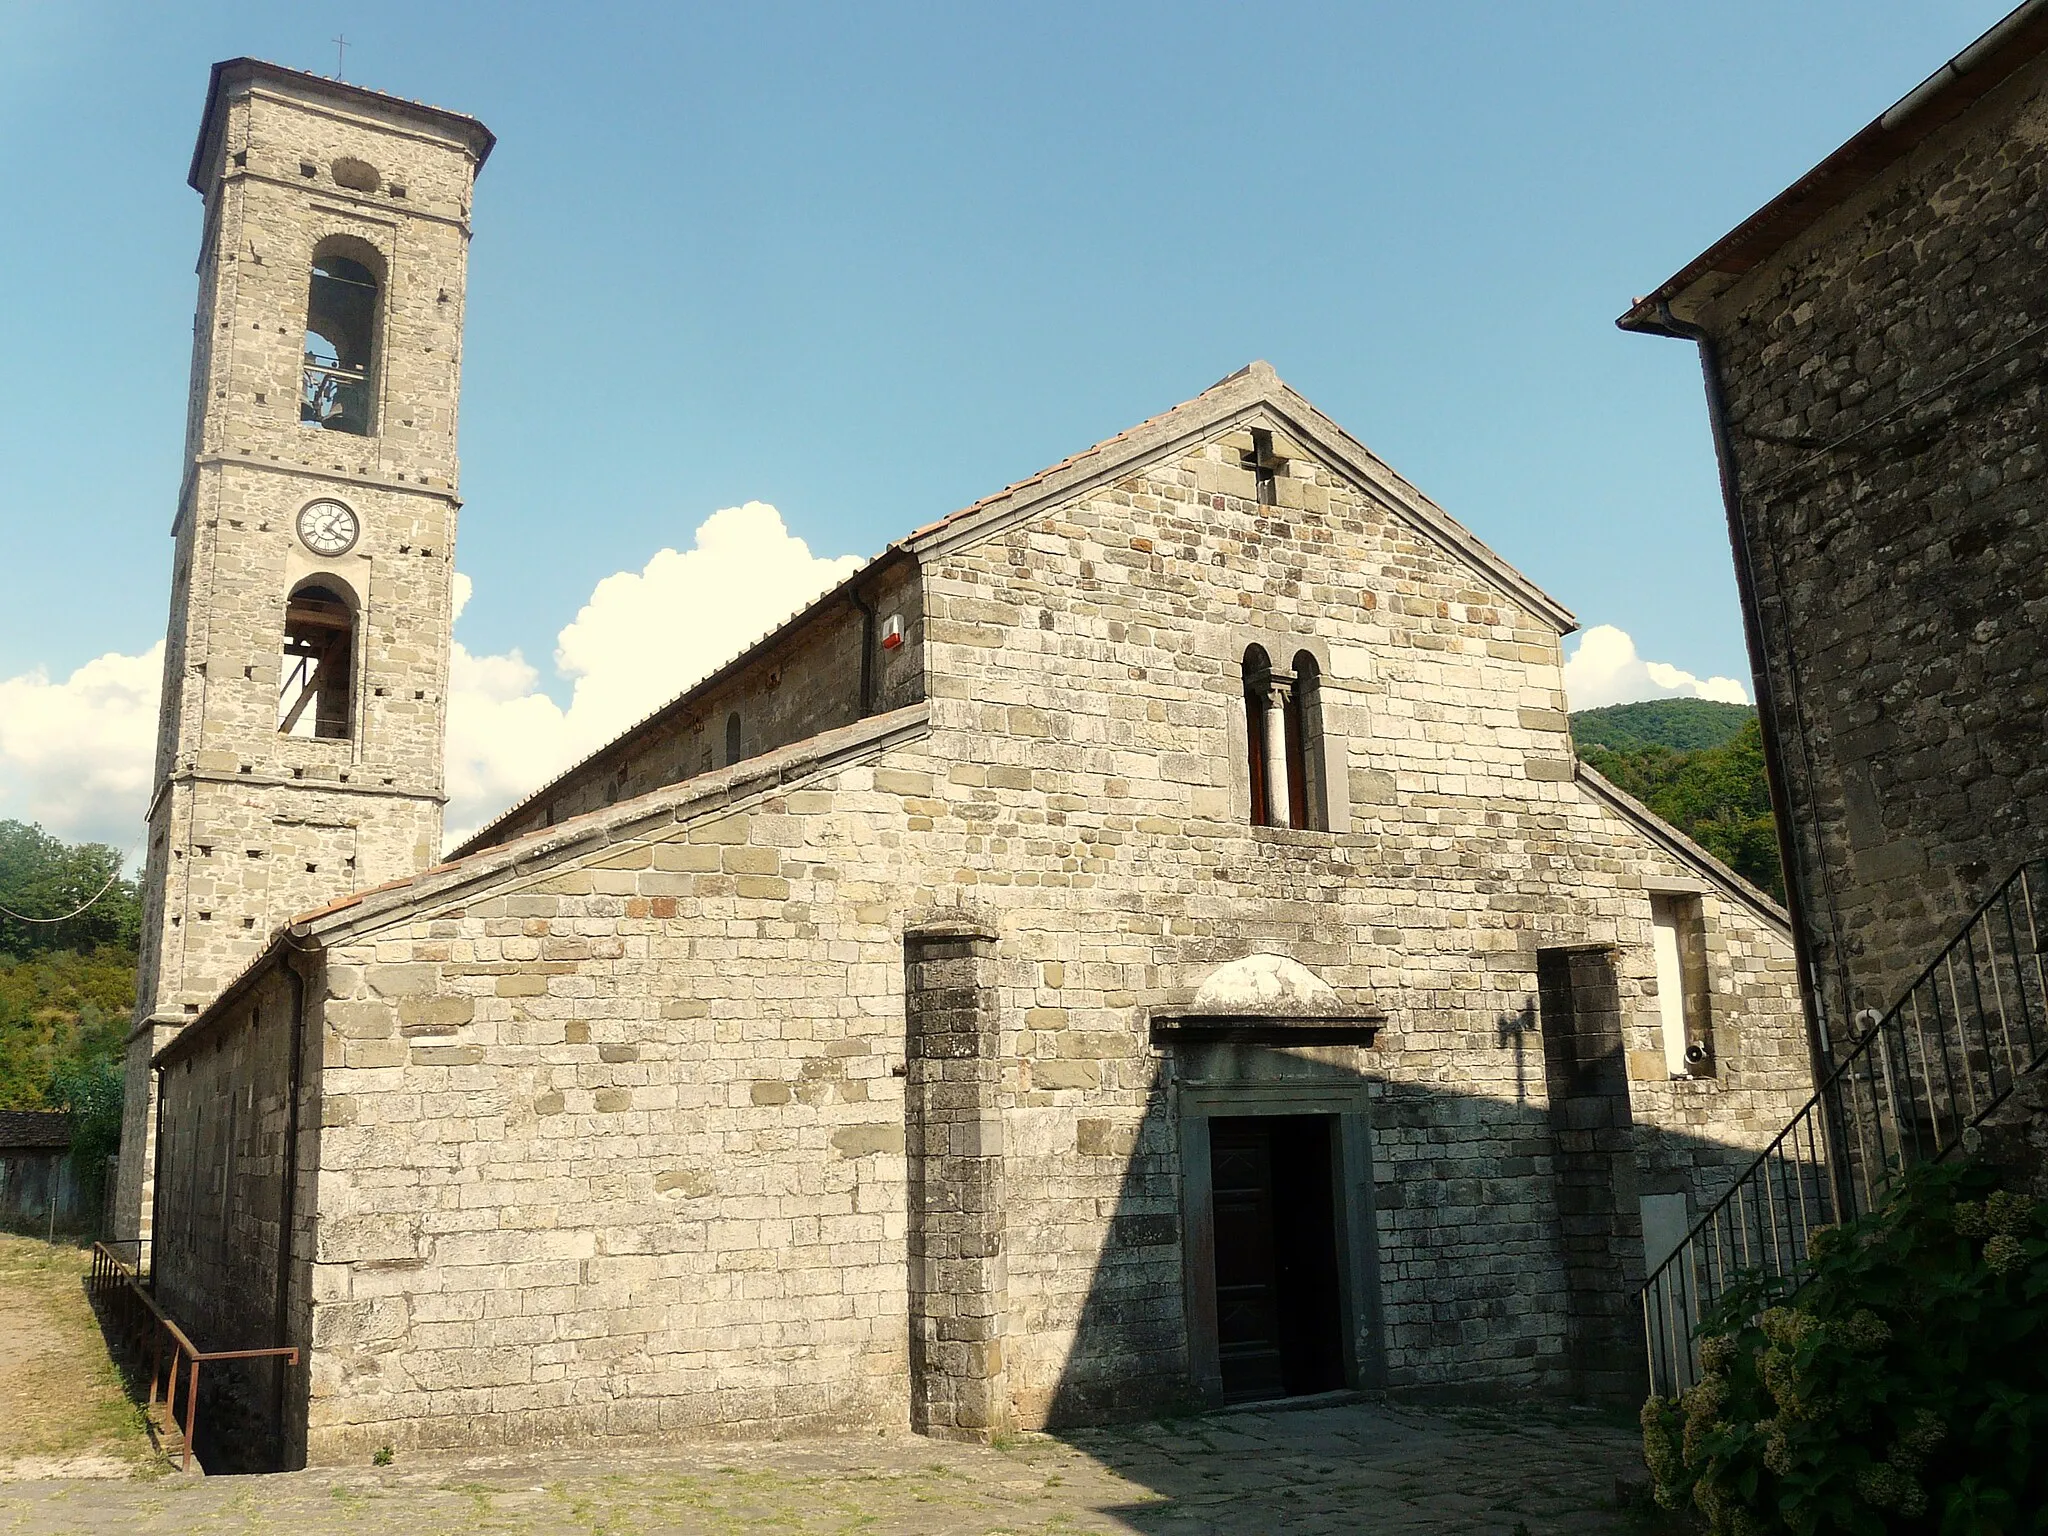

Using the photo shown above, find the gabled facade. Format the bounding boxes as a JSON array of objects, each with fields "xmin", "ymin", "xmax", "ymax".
[{"xmin": 149, "ymin": 361, "xmax": 1814, "ymax": 1466}]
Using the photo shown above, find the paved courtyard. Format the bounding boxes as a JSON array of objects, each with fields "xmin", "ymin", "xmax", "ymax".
[{"xmin": 0, "ymin": 1399, "xmax": 1667, "ymax": 1535}]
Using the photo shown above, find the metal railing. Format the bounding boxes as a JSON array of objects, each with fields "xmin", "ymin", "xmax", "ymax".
[
  {"xmin": 88, "ymin": 1242, "xmax": 299, "ymax": 1471},
  {"xmin": 1642, "ymin": 857, "xmax": 2048, "ymax": 1396}
]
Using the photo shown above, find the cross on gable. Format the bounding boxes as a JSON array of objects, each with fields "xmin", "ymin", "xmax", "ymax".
[{"xmin": 1240, "ymin": 427, "xmax": 1287, "ymax": 506}]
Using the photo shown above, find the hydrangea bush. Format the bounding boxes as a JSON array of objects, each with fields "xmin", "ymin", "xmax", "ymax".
[{"xmin": 1642, "ymin": 1159, "xmax": 2048, "ymax": 1534}]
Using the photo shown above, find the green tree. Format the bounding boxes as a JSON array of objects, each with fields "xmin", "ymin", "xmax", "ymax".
[
  {"xmin": 0, "ymin": 959, "xmax": 131, "ymax": 1108},
  {"xmin": 1570, "ymin": 698, "xmax": 1757, "ymax": 754},
  {"xmin": 0, "ymin": 820, "xmax": 140, "ymax": 960},
  {"xmin": 48, "ymin": 1049, "xmax": 124, "ymax": 1218},
  {"xmin": 0, "ymin": 823, "xmax": 137, "ymax": 1125},
  {"xmin": 1581, "ymin": 718, "xmax": 1785, "ymax": 902}
]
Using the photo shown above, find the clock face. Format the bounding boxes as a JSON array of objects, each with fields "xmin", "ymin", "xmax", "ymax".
[{"xmin": 297, "ymin": 499, "xmax": 360, "ymax": 557}]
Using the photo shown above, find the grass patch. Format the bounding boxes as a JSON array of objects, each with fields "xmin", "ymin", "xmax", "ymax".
[{"xmin": 0, "ymin": 1233, "xmax": 154, "ymax": 1469}]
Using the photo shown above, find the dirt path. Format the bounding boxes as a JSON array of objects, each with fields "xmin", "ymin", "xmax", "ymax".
[{"xmin": 0, "ymin": 1234, "xmax": 152, "ymax": 1480}]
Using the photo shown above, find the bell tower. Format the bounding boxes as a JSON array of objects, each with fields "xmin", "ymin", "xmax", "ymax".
[{"xmin": 115, "ymin": 61, "xmax": 493, "ymax": 1239}]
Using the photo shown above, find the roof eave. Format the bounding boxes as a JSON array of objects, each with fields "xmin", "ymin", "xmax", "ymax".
[
  {"xmin": 159, "ymin": 702, "xmax": 933, "ymax": 1064},
  {"xmin": 1576, "ymin": 761, "xmax": 1793, "ymax": 936},
  {"xmin": 1619, "ymin": 0, "xmax": 2048, "ymax": 335},
  {"xmin": 448, "ymin": 546, "xmax": 914, "ymax": 859},
  {"xmin": 154, "ymin": 929, "xmax": 301, "ymax": 1071}
]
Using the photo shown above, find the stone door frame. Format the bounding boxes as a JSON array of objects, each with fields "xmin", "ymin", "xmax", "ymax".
[{"xmin": 1178, "ymin": 1078, "xmax": 1386, "ymax": 1406}]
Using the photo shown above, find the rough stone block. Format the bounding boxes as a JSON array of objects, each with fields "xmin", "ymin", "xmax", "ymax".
[{"xmin": 832, "ymin": 1124, "xmax": 906, "ymax": 1157}]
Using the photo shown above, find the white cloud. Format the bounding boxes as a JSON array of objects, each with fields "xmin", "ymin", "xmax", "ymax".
[
  {"xmin": 443, "ymin": 501, "xmax": 862, "ymax": 844},
  {"xmin": 1563, "ymin": 624, "xmax": 1750, "ymax": 711},
  {"xmin": 0, "ymin": 644, "xmax": 164, "ymax": 857},
  {"xmin": 0, "ymin": 567, "xmax": 1757, "ymax": 867},
  {"xmin": 0, "ymin": 501, "xmax": 862, "ymax": 862}
]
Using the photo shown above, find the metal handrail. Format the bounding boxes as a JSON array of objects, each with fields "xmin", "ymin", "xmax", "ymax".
[
  {"xmin": 1641, "ymin": 857, "xmax": 2048, "ymax": 1396},
  {"xmin": 88, "ymin": 1242, "xmax": 299, "ymax": 1471}
]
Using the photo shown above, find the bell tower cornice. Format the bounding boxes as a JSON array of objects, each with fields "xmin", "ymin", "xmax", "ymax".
[{"xmin": 189, "ymin": 58, "xmax": 494, "ymax": 195}]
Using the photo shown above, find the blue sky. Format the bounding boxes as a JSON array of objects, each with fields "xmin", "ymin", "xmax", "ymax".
[{"xmin": 0, "ymin": 1, "xmax": 2015, "ymax": 846}]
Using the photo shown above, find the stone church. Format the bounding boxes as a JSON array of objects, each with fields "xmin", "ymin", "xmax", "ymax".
[{"xmin": 120, "ymin": 60, "xmax": 1815, "ymax": 1467}]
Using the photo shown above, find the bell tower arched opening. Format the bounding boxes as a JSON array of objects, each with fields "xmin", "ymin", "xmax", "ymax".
[
  {"xmin": 278, "ymin": 578, "xmax": 358, "ymax": 740},
  {"xmin": 301, "ymin": 237, "xmax": 383, "ymax": 435}
]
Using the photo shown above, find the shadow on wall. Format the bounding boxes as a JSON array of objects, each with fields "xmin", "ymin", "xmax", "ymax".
[{"xmin": 1035, "ymin": 1026, "xmax": 1792, "ymax": 1429}]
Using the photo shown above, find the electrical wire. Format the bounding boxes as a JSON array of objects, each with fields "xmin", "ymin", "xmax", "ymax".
[{"xmin": 0, "ymin": 868, "xmax": 125, "ymax": 925}]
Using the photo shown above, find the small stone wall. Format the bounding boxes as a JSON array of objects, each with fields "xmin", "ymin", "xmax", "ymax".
[
  {"xmin": 1537, "ymin": 947, "xmax": 1647, "ymax": 1400},
  {"xmin": 152, "ymin": 957, "xmax": 320, "ymax": 1469}
]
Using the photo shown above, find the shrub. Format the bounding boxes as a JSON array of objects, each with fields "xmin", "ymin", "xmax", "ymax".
[
  {"xmin": 1642, "ymin": 1159, "xmax": 2048, "ymax": 1533},
  {"xmin": 48, "ymin": 1049, "xmax": 123, "ymax": 1223}
]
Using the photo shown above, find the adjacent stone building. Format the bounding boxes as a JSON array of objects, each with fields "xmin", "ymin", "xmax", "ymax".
[
  {"xmin": 1620, "ymin": 1, "xmax": 2048, "ymax": 1047},
  {"xmin": 133, "ymin": 60, "xmax": 1816, "ymax": 1468}
]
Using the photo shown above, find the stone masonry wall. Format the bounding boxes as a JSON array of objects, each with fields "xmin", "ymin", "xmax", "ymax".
[
  {"xmin": 267, "ymin": 412, "xmax": 1814, "ymax": 1456},
  {"xmin": 151, "ymin": 959, "xmax": 320, "ymax": 1469},
  {"xmin": 1693, "ymin": 55, "xmax": 2048, "ymax": 1044},
  {"xmin": 914, "ymin": 419, "xmax": 1813, "ymax": 1413},
  {"xmin": 903, "ymin": 922, "xmax": 1010, "ymax": 1439},
  {"xmin": 302, "ymin": 735, "xmax": 931, "ymax": 1457},
  {"xmin": 1536, "ymin": 947, "xmax": 1646, "ymax": 1401}
]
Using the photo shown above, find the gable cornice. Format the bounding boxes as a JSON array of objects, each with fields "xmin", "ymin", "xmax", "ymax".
[
  {"xmin": 903, "ymin": 361, "xmax": 1578, "ymax": 635},
  {"xmin": 157, "ymin": 704, "xmax": 932, "ymax": 1067},
  {"xmin": 1576, "ymin": 761, "xmax": 1793, "ymax": 937}
]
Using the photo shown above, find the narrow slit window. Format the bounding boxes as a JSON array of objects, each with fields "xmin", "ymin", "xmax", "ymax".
[
  {"xmin": 725, "ymin": 712, "xmax": 742, "ymax": 767},
  {"xmin": 1286, "ymin": 651, "xmax": 1326, "ymax": 832},
  {"xmin": 1650, "ymin": 895, "xmax": 1714, "ymax": 1075},
  {"xmin": 1242, "ymin": 646, "xmax": 1273, "ymax": 827},
  {"xmin": 278, "ymin": 582, "xmax": 355, "ymax": 739},
  {"xmin": 301, "ymin": 245, "xmax": 380, "ymax": 435}
]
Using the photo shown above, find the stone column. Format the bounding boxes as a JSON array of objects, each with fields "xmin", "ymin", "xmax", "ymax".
[
  {"xmin": 1536, "ymin": 947, "xmax": 1648, "ymax": 1400},
  {"xmin": 1263, "ymin": 672, "xmax": 1295, "ymax": 828},
  {"xmin": 903, "ymin": 919, "xmax": 1011, "ymax": 1440}
]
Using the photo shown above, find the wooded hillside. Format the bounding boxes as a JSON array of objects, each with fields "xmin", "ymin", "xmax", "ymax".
[
  {"xmin": 1569, "ymin": 704, "xmax": 1785, "ymax": 902},
  {"xmin": 1567, "ymin": 698, "xmax": 1756, "ymax": 754},
  {"xmin": 0, "ymin": 823, "xmax": 136, "ymax": 1213}
]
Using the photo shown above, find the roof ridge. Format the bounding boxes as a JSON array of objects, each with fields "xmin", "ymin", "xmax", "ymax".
[{"xmin": 901, "ymin": 362, "xmax": 1273, "ymax": 545}]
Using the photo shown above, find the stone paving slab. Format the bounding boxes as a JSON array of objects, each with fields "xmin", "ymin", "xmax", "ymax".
[{"xmin": 0, "ymin": 1401, "xmax": 1663, "ymax": 1535}]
